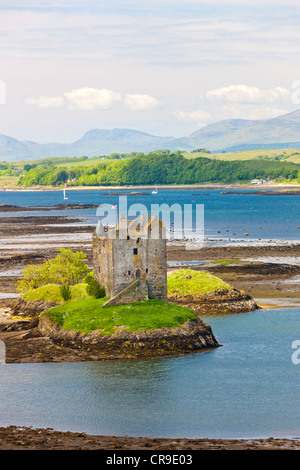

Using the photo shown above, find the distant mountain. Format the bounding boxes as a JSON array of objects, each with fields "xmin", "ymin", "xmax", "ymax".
[
  {"xmin": 181, "ymin": 109, "xmax": 300, "ymax": 152},
  {"xmin": 2, "ymin": 109, "xmax": 300, "ymax": 161},
  {"xmin": 0, "ymin": 128, "xmax": 177, "ymax": 162}
]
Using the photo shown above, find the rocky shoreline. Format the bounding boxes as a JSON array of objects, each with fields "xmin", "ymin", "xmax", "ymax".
[
  {"xmin": 169, "ymin": 288, "xmax": 259, "ymax": 315},
  {"xmin": 0, "ymin": 298, "xmax": 220, "ymax": 362},
  {"xmin": 38, "ymin": 314, "xmax": 219, "ymax": 360},
  {"xmin": 0, "ymin": 203, "xmax": 99, "ymax": 212},
  {"xmin": 0, "ymin": 426, "xmax": 299, "ymax": 450}
]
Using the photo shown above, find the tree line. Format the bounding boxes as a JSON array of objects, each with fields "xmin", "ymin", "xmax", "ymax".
[{"xmin": 18, "ymin": 153, "xmax": 300, "ymax": 187}]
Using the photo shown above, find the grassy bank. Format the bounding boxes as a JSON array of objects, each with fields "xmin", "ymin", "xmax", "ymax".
[
  {"xmin": 167, "ymin": 269, "xmax": 232, "ymax": 297},
  {"xmin": 43, "ymin": 298, "xmax": 197, "ymax": 335},
  {"xmin": 22, "ymin": 283, "xmax": 92, "ymax": 303},
  {"xmin": 22, "ymin": 269, "xmax": 232, "ymax": 304},
  {"xmin": 182, "ymin": 148, "xmax": 300, "ymax": 163}
]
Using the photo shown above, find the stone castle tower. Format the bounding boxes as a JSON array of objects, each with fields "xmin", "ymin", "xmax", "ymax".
[{"xmin": 92, "ymin": 215, "xmax": 167, "ymax": 306}]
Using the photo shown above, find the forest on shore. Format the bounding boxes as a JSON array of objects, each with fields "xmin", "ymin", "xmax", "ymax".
[{"xmin": 15, "ymin": 151, "xmax": 300, "ymax": 187}]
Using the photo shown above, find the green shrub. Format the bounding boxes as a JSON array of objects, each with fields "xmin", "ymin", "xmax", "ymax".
[
  {"xmin": 83, "ymin": 271, "xmax": 94, "ymax": 283},
  {"xmin": 16, "ymin": 248, "xmax": 89, "ymax": 293},
  {"xmin": 22, "ymin": 283, "xmax": 92, "ymax": 303},
  {"xmin": 60, "ymin": 284, "xmax": 72, "ymax": 301},
  {"xmin": 85, "ymin": 275, "xmax": 106, "ymax": 299}
]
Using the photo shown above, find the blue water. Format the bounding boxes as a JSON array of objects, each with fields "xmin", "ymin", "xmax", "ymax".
[
  {"xmin": 0, "ymin": 308, "xmax": 299, "ymax": 439},
  {"xmin": 0, "ymin": 189, "xmax": 299, "ymax": 243}
]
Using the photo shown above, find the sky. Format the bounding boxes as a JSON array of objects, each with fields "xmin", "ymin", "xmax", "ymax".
[{"xmin": 1, "ymin": 0, "xmax": 300, "ymax": 143}]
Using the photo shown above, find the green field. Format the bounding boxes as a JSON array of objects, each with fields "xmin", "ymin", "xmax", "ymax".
[
  {"xmin": 182, "ymin": 148, "xmax": 300, "ymax": 162},
  {"xmin": 0, "ymin": 175, "xmax": 19, "ymax": 187}
]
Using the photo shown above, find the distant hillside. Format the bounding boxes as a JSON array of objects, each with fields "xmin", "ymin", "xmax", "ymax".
[
  {"xmin": 0, "ymin": 129, "xmax": 176, "ymax": 162},
  {"xmin": 180, "ymin": 109, "xmax": 300, "ymax": 152},
  {"xmin": 2, "ymin": 109, "xmax": 300, "ymax": 161}
]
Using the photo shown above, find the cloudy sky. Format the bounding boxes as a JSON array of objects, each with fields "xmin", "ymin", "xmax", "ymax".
[{"xmin": 1, "ymin": 0, "xmax": 300, "ymax": 143}]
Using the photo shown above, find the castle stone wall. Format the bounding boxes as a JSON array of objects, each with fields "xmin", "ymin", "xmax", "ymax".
[{"xmin": 93, "ymin": 217, "xmax": 167, "ymax": 303}]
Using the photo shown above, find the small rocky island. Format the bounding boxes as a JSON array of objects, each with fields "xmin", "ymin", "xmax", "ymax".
[
  {"xmin": 38, "ymin": 310, "xmax": 219, "ymax": 359},
  {"xmin": 167, "ymin": 269, "xmax": 259, "ymax": 315},
  {"xmin": 36, "ymin": 215, "xmax": 221, "ymax": 359},
  {"xmin": 0, "ymin": 216, "xmax": 260, "ymax": 363}
]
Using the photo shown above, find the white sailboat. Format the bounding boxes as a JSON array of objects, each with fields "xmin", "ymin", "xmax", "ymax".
[
  {"xmin": 152, "ymin": 183, "xmax": 158, "ymax": 194},
  {"xmin": 63, "ymin": 186, "xmax": 68, "ymax": 200}
]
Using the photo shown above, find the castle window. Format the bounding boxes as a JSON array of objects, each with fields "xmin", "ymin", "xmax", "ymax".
[
  {"xmin": 127, "ymin": 235, "xmax": 130, "ymax": 240},
  {"xmin": 146, "ymin": 268, "xmax": 148, "ymax": 273},
  {"xmin": 127, "ymin": 270, "xmax": 131, "ymax": 275},
  {"xmin": 133, "ymin": 248, "xmax": 138, "ymax": 255},
  {"xmin": 136, "ymin": 238, "xmax": 140, "ymax": 244}
]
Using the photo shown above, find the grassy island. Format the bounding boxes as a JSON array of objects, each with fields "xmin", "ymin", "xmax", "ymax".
[
  {"xmin": 20, "ymin": 268, "xmax": 236, "ymax": 335},
  {"xmin": 167, "ymin": 268, "xmax": 232, "ymax": 297},
  {"xmin": 41, "ymin": 298, "xmax": 197, "ymax": 335}
]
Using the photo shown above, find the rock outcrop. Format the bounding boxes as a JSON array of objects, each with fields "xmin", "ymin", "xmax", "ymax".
[
  {"xmin": 0, "ymin": 299, "xmax": 59, "ymax": 332},
  {"xmin": 11, "ymin": 298, "xmax": 58, "ymax": 318},
  {"xmin": 38, "ymin": 314, "xmax": 219, "ymax": 359},
  {"xmin": 168, "ymin": 288, "xmax": 259, "ymax": 315}
]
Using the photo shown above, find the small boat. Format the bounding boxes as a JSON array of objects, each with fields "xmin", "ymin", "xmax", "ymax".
[
  {"xmin": 152, "ymin": 183, "xmax": 158, "ymax": 194},
  {"xmin": 63, "ymin": 186, "xmax": 68, "ymax": 200}
]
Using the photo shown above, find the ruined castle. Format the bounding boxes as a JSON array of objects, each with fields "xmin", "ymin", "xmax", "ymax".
[{"xmin": 92, "ymin": 215, "xmax": 167, "ymax": 306}]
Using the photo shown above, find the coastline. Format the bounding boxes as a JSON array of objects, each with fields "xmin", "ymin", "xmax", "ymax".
[
  {"xmin": 0, "ymin": 426, "xmax": 299, "ymax": 450},
  {"xmin": 1, "ymin": 182, "xmax": 300, "ymax": 192}
]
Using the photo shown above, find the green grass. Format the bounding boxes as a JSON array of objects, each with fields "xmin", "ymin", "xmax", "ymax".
[
  {"xmin": 22, "ymin": 283, "xmax": 92, "ymax": 303},
  {"xmin": 212, "ymin": 259, "xmax": 243, "ymax": 266},
  {"xmin": 167, "ymin": 269, "xmax": 232, "ymax": 296},
  {"xmin": 32, "ymin": 269, "xmax": 234, "ymax": 334},
  {"xmin": 26, "ymin": 268, "xmax": 231, "ymax": 306},
  {"xmin": 182, "ymin": 148, "xmax": 300, "ymax": 161},
  {"xmin": 0, "ymin": 175, "xmax": 19, "ymax": 187},
  {"xmin": 43, "ymin": 298, "xmax": 197, "ymax": 334}
]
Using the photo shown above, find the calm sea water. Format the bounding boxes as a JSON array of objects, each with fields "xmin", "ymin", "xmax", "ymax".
[
  {"xmin": 0, "ymin": 189, "xmax": 299, "ymax": 244},
  {"xmin": 0, "ymin": 307, "xmax": 299, "ymax": 439}
]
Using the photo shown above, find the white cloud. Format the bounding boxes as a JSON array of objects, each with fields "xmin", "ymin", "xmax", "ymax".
[
  {"xmin": 25, "ymin": 88, "xmax": 122, "ymax": 110},
  {"xmin": 25, "ymin": 95, "xmax": 64, "ymax": 108},
  {"xmin": 206, "ymin": 85, "xmax": 291, "ymax": 104},
  {"xmin": 25, "ymin": 88, "xmax": 160, "ymax": 111},
  {"xmin": 64, "ymin": 87, "xmax": 122, "ymax": 110},
  {"xmin": 124, "ymin": 94, "xmax": 160, "ymax": 110}
]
